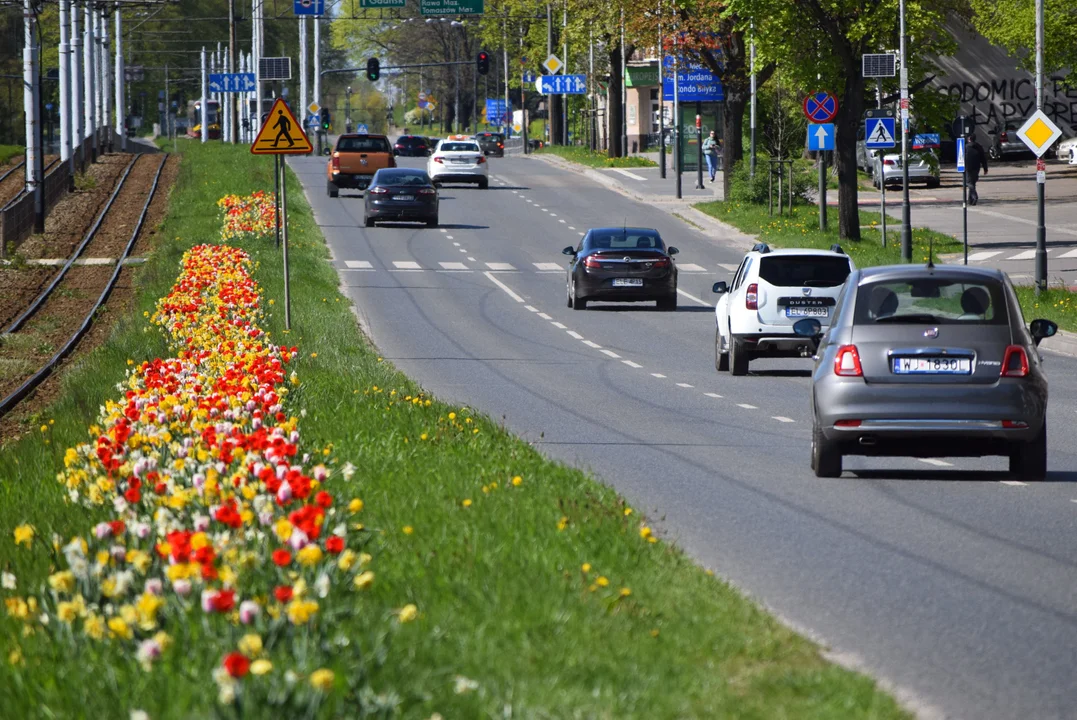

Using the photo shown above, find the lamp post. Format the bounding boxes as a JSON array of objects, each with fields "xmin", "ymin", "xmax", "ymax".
[{"xmin": 345, "ymin": 85, "xmax": 352, "ymax": 133}]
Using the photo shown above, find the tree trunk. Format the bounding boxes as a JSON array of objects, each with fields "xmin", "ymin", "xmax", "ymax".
[
  {"xmin": 550, "ymin": 94, "xmax": 562, "ymax": 145},
  {"xmin": 607, "ymin": 43, "xmax": 623, "ymax": 158},
  {"xmin": 722, "ymin": 90, "xmax": 746, "ymax": 200},
  {"xmin": 835, "ymin": 71, "xmax": 865, "ymax": 242}
]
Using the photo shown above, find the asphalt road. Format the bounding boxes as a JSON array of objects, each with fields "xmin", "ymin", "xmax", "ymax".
[{"xmin": 291, "ymin": 153, "xmax": 1077, "ymax": 720}]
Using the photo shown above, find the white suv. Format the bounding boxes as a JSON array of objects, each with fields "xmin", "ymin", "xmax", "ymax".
[
  {"xmin": 427, "ymin": 140, "xmax": 489, "ymax": 188},
  {"xmin": 712, "ymin": 243, "xmax": 855, "ymax": 375}
]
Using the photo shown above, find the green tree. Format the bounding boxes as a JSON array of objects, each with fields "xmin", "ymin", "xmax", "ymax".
[{"xmin": 968, "ymin": 0, "xmax": 1077, "ymax": 79}]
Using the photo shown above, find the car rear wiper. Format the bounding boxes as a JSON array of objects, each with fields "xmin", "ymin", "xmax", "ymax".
[
  {"xmin": 801, "ymin": 280, "xmax": 841, "ymax": 287},
  {"xmin": 874, "ymin": 313, "xmax": 942, "ymax": 324}
]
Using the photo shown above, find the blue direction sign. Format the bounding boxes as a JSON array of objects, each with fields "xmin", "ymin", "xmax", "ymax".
[
  {"xmin": 865, "ymin": 117, "xmax": 896, "ymax": 148},
  {"xmin": 807, "ymin": 123, "xmax": 835, "ymax": 151},
  {"xmin": 912, "ymin": 133, "xmax": 941, "ymax": 150},
  {"xmin": 536, "ymin": 74, "xmax": 587, "ymax": 94},
  {"xmin": 522, "ymin": 70, "xmax": 536, "ymax": 83},
  {"xmin": 485, "ymin": 98, "xmax": 508, "ymax": 123},
  {"xmin": 293, "ymin": 0, "xmax": 324, "ymax": 15},
  {"xmin": 956, "ymin": 137, "xmax": 966, "ymax": 172},
  {"xmin": 662, "ymin": 58, "xmax": 724, "ymax": 102},
  {"xmin": 209, "ymin": 73, "xmax": 256, "ymax": 93}
]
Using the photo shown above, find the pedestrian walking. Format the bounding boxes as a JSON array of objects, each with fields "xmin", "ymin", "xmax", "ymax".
[
  {"xmin": 702, "ymin": 130, "xmax": 720, "ymax": 182},
  {"xmin": 966, "ymin": 135, "xmax": 988, "ymax": 205}
]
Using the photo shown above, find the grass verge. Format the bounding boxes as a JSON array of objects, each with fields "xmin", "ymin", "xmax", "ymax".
[
  {"xmin": 0, "ymin": 140, "xmax": 908, "ymax": 718},
  {"xmin": 536, "ymin": 143, "xmax": 657, "ymax": 168},
  {"xmin": 0, "ymin": 145, "xmax": 24, "ymax": 165}
]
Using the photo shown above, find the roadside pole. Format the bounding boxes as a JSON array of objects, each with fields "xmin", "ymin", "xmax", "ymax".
[
  {"xmin": 657, "ymin": 2, "xmax": 665, "ymax": 178},
  {"xmin": 280, "ymin": 158, "xmax": 291, "ymax": 330},
  {"xmin": 1034, "ymin": 0, "xmax": 1046, "ymax": 294},
  {"xmin": 818, "ymin": 151, "xmax": 826, "ymax": 230},
  {"xmin": 229, "ymin": 0, "xmax": 237, "ymax": 143},
  {"xmin": 84, "ymin": 2, "xmax": 95, "ymax": 162},
  {"xmin": 899, "ymin": 0, "xmax": 912, "ymax": 261},
  {"xmin": 673, "ymin": 39, "xmax": 681, "ymax": 199},
  {"xmin": 749, "ymin": 21, "xmax": 756, "ymax": 177},
  {"xmin": 299, "ymin": 16, "xmax": 307, "ymax": 151},
  {"xmin": 114, "ymin": 4, "xmax": 124, "ymax": 152},
  {"xmin": 23, "ymin": 0, "xmax": 42, "ymax": 231},
  {"xmin": 273, "ymin": 155, "xmax": 281, "ymax": 248},
  {"xmin": 957, "ymin": 136, "xmax": 967, "ymax": 264},
  {"xmin": 200, "ymin": 47, "xmax": 208, "ymax": 143},
  {"xmin": 71, "ymin": 2, "xmax": 81, "ymax": 173},
  {"xmin": 694, "ymin": 107, "xmax": 703, "ymax": 189},
  {"xmin": 59, "ymin": 0, "xmax": 71, "ymax": 166}
]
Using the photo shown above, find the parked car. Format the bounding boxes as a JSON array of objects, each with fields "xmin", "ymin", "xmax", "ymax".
[
  {"xmin": 326, "ymin": 133, "xmax": 395, "ymax": 197},
  {"xmin": 871, "ymin": 149, "xmax": 940, "ymax": 189},
  {"xmin": 987, "ymin": 119, "xmax": 1030, "ymax": 160},
  {"xmin": 1056, "ymin": 135, "xmax": 1077, "ymax": 164}
]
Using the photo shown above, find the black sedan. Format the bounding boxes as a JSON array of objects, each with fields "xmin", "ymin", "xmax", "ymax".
[
  {"xmin": 363, "ymin": 169, "xmax": 439, "ymax": 227},
  {"xmin": 393, "ymin": 135, "xmax": 431, "ymax": 156},
  {"xmin": 562, "ymin": 228, "xmax": 680, "ymax": 310}
]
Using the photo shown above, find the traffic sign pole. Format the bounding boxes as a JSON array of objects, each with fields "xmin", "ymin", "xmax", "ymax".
[
  {"xmin": 957, "ymin": 136, "xmax": 967, "ymax": 264},
  {"xmin": 819, "ymin": 150, "xmax": 827, "ymax": 231},
  {"xmin": 695, "ymin": 107, "xmax": 703, "ymax": 190},
  {"xmin": 899, "ymin": 0, "xmax": 912, "ymax": 262},
  {"xmin": 1035, "ymin": 0, "xmax": 1046, "ymax": 294}
]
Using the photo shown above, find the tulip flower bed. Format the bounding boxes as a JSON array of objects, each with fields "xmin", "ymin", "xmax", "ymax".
[
  {"xmin": 217, "ymin": 190, "xmax": 277, "ymax": 241},
  {"xmin": 0, "ymin": 142, "xmax": 910, "ymax": 719}
]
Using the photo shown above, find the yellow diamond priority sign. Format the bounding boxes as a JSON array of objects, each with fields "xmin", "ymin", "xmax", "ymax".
[
  {"xmin": 542, "ymin": 54, "xmax": 563, "ymax": 75},
  {"xmin": 1016, "ymin": 110, "xmax": 1062, "ymax": 158},
  {"xmin": 251, "ymin": 98, "xmax": 313, "ymax": 155}
]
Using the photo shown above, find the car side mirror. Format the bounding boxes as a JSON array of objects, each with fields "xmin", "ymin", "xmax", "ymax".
[
  {"xmin": 793, "ymin": 318, "xmax": 823, "ymax": 338},
  {"xmin": 667, "ymin": 246, "xmax": 679, "ymax": 255},
  {"xmin": 1029, "ymin": 318, "xmax": 1058, "ymax": 346},
  {"xmin": 562, "ymin": 246, "xmax": 576, "ymax": 256},
  {"xmin": 711, "ymin": 281, "xmax": 728, "ymax": 294}
]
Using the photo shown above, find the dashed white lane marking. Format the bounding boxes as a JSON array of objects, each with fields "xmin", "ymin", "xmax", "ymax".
[
  {"xmin": 345, "ymin": 260, "xmax": 373, "ymax": 269},
  {"xmin": 717, "ymin": 263, "xmax": 738, "ymax": 272},
  {"xmin": 677, "ymin": 289, "xmax": 711, "ymax": 306},
  {"xmin": 578, "ymin": 232, "xmax": 585, "ymax": 236},
  {"xmin": 550, "ymin": 213, "xmax": 558, "ymax": 217},
  {"xmin": 452, "ymin": 242, "xmax": 460, "ymax": 246},
  {"xmin": 525, "ymin": 305, "xmax": 539, "ymax": 312},
  {"xmin": 567, "ymin": 330, "xmax": 583, "ymax": 339},
  {"xmin": 484, "ymin": 271, "xmax": 525, "ymax": 303},
  {"xmin": 676, "ymin": 382, "xmax": 693, "ymax": 388},
  {"xmin": 446, "ymin": 235, "xmax": 454, "ymax": 239},
  {"xmin": 439, "ymin": 261, "xmax": 469, "ymax": 270},
  {"xmin": 918, "ymin": 458, "xmax": 953, "ymax": 467},
  {"xmin": 772, "ymin": 416, "xmax": 795, "ymax": 423},
  {"xmin": 704, "ymin": 392, "xmax": 723, "ymax": 398},
  {"xmin": 1000, "ymin": 480, "xmax": 1027, "ymax": 486},
  {"xmin": 966, "ymin": 250, "xmax": 1003, "ymax": 262},
  {"xmin": 1059, "ymin": 249, "xmax": 1077, "ymax": 259},
  {"xmin": 677, "ymin": 263, "xmax": 708, "ymax": 272},
  {"xmin": 1070, "ymin": 499, "xmax": 1077, "ymax": 503},
  {"xmin": 651, "ymin": 373, "xmax": 666, "ymax": 378},
  {"xmin": 600, "ymin": 349, "xmax": 622, "ymax": 359},
  {"xmin": 439, "ymin": 229, "xmax": 448, "ymax": 233},
  {"xmin": 612, "ymin": 168, "xmax": 647, "ymax": 181},
  {"xmin": 622, "ymin": 360, "xmax": 642, "ymax": 368},
  {"xmin": 486, "ymin": 262, "xmax": 516, "ymax": 271},
  {"xmin": 459, "ymin": 248, "xmax": 467, "ymax": 253},
  {"xmin": 737, "ymin": 403, "xmax": 757, "ymax": 409},
  {"xmin": 467, "ymin": 256, "xmax": 476, "ymax": 261},
  {"xmin": 534, "ymin": 262, "xmax": 562, "ymax": 271},
  {"xmin": 1008, "ymin": 250, "xmax": 1036, "ymax": 261},
  {"xmin": 568, "ymin": 226, "xmax": 576, "ymax": 230},
  {"xmin": 512, "ymin": 190, "xmax": 518, "ymax": 194},
  {"xmin": 392, "ymin": 261, "xmax": 422, "ymax": 270},
  {"xmin": 583, "ymin": 340, "xmax": 602, "ymax": 348},
  {"xmin": 538, "ymin": 313, "xmax": 553, "ymax": 320},
  {"xmin": 559, "ymin": 219, "xmax": 567, "ymax": 224},
  {"xmin": 551, "ymin": 321, "xmax": 567, "ymax": 329}
]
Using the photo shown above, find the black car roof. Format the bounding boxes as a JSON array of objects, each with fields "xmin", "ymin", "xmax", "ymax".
[{"xmin": 857, "ymin": 263, "xmax": 1006, "ymax": 284}]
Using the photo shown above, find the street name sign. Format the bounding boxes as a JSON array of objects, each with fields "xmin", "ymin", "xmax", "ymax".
[
  {"xmin": 420, "ymin": 0, "xmax": 483, "ymax": 15},
  {"xmin": 536, "ymin": 74, "xmax": 587, "ymax": 94},
  {"xmin": 485, "ymin": 98, "xmax": 508, "ymax": 123},
  {"xmin": 803, "ymin": 92, "xmax": 838, "ymax": 123},
  {"xmin": 360, "ymin": 0, "xmax": 406, "ymax": 6},
  {"xmin": 209, "ymin": 73, "xmax": 257, "ymax": 93},
  {"xmin": 807, "ymin": 123, "xmax": 835, "ymax": 151},
  {"xmin": 251, "ymin": 98, "xmax": 313, "ymax": 155},
  {"xmin": 661, "ymin": 58, "xmax": 724, "ymax": 102},
  {"xmin": 1017, "ymin": 110, "xmax": 1062, "ymax": 158},
  {"xmin": 865, "ymin": 117, "xmax": 896, "ymax": 149},
  {"xmin": 912, "ymin": 133, "xmax": 941, "ymax": 150},
  {"xmin": 293, "ymin": 0, "xmax": 324, "ymax": 15}
]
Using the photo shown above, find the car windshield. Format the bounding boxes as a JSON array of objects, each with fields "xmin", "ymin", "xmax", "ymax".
[
  {"xmin": 337, "ymin": 136, "xmax": 391, "ymax": 152},
  {"xmin": 588, "ymin": 231, "xmax": 664, "ymax": 250},
  {"xmin": 374, "ymin": 171, "xmax": 431, "ymax": 187},
  {"xmin": 478, "ymin": 134, "xmax": 503, "ymax": 142},
  {"xmin": 396, "ymin": 137, "xmax": 426, "ymax": 145},
  {"xmin": 853, "ymin": 277, "xmax": 1008, "ymax": 325},
  {"xmin": 758, "ymin": 256, "xmax": 851, "ymax": 288},
  {"xmin": 440, "ymin": 143, "xmax": 480, "ymax": 152}
]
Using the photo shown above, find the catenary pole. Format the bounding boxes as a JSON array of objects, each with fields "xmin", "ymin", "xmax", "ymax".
[
  {"xmin": 749, "ymin": 20, "xmax": 756, "ymax": 177},
  {"xmin": 71, "ymin": 1, "xmax": 81, "ymax": 168},
  {"xmin": 23, "ymin": 0, "xmax": 41, "ymax": 220},
  {"xmin": 1034, "ymin": 0, "xmax": 1047, "ymax": 293},
  {"xmin": 115, "ymin": 4, "xmax": 124, "ymax": 151},
  {"xmin": 59, "ymin": 0, "xmax": 72, "ymax": 164},
  {"xmin": 100, "ymin": 7, "xmax": 109, "ymax": 151},
  {"xmin": 84, "ymin": 2, "xmax": 95, "ymax": 161},
  {"xmin": 300, "ymin": 16, "xmax": 308, "ymax": 146},
  {"xmin": 899, "ymin": 0, "xmax": 912, "ymax": 261},
  {"xmin": 201, "ymin": 47, "xmax": 208, "ymax": 143}
]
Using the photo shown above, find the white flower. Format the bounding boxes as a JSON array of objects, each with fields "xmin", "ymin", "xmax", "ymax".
[
  {"xmin": 453, "ymin": 676, "xmax": 479, "ymax": 694},
  {"xmin": 284, "ymin": 670, "xmax": 298, "ymax": 686},
  {"xmin": 314, "ymin": 574, "xmax": 330, "ymax": 599},
  {"xmin": 173, "ymin": 579, "xmax": 192, "ymax": 597},
  {"xmin": 130, "ymin": 710, "xmax": 150, "ymax": 720},
  {"xmin": 136, "ymin": 639, "xmax": 161, "ymax": 671},
  {"xmin": 1, "ymin": 572, "xmax": 16, "ymax": 590},
  {"xmin": 217, "ymin": 681, "xmax": 236, "ymax": 705},
  {"xmin": 341, "ymin": 462, "xmax": 356, "ymax": 480},
  {"xmin": 239, "ymin": 600, "xmax": 260, "ymax": 624}
]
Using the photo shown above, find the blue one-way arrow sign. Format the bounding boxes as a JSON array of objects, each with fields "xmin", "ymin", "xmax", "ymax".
[
  {"xmin": 536, "ymin": 74, "xmax": 587, "ymax": 94},
  {"xmin": 807, "ymin": 123, "xmax": 835, "ymax": 151},
  {"xmin": 209, "ymin": 73, "xmax": 256, "ymax": 93}
]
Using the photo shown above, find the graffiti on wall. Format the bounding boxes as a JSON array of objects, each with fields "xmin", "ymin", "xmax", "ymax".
[{"xmin": 936, "ymin": 76, "xmax": 1077, "ymax": 132}]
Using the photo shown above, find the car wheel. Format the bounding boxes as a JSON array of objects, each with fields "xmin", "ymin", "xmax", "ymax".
[
  {"xmin": 364, "ymin": 215, "xmax": 375, "ymax": 228},
  {"xmin": 478, "ymin": 178, "xmax": 489, "ymax": 189},
  {"xmin": 1009, "ymin": 419, "xmax": 1046, "ymax": 481},
  {"xmin": 926, "ymin": 178, "xmax": 940, "ymax": 189},
  {"xmin": 656, "ymin": 293, "xmax": 677, "ymax": 311},
  {"xmin": 729, "ymin": 333, "xmax": 749, "ymax": 376},
  {"xmin": 811, "ymin": 421, "xmax": 842, "ymax": 478},
  {"xmin": 989, "ymin": 146, "xmax": 1000, "ymax": 161},
  {"xmin": 426, "ymin": 216, "xmax": 438, "ymax": 227},
  {"xmin": 714, "ymin": 327, "xmax": 729, "ymax": 372},
  {"xmin": 570, "ymin": 277, "xmax": 587, "ymax": 310},
  {"xmin": 327, "ymin": 181, "xmax": 339, "ymax": 198}
]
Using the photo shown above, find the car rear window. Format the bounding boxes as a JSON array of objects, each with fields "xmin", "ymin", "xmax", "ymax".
[
  {"xmin": 337, "ymin": 136, "xmax": 391, "ymax": 152},
  {"xmin": 374, "ymin": 171, "xmax": 431, "ymax": 186},
  {"xmin": 440, "ymin": 142, "xmax": 481, "ymax": 152},
  {"xmin": 853, "ymin": 278, "xmax": 1008, "ymax": 325},
  {"xmin": 396, "ymin": 137, "xmax": 426, "ymax": 145},
  {"xmin": 478, "ymin": 134, "xmax": 504, "ymax": 142},
  {"xmin": 589, "ymin": 232, "xmax": 664, "ymax": 250},
  {"xmin": 758, "ymin": 256, "xmax": 851, "ymax": 288}
]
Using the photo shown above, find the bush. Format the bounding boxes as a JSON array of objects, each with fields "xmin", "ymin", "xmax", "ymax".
[{"xmin": 727, "ymin": 158, "xmax": 814, "ymax": 205}]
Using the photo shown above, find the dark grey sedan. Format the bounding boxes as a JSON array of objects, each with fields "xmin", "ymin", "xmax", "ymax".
[
  {"xmin": 362, "ymin": 168, "xmax": 438, "ymax": 227},
  {"xmin": 795, "ymin": 264, "xmax": 1057, "ymax": 480},
  {"xmin": 562, "ymin": 227, "xmax": 679, "ymax": 310}
]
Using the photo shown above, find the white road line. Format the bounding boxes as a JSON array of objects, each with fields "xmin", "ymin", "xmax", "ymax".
[
  {"xmin": 459, "ymin": 248, "xmax": 467, "ymax": 253},
  {"xmin": 439, "ymin": 229, "xmax": 448, "ymax": 233},
  {"xmin": 971, "ymin": 207, "xmax": 1077, "ymax": 238},
  {"xmin": 534, "ymin": 262, "xmax": 562, "ymax": 270},
  {"xmin": 1059, "ymin": 249, "xmax": 1077, "ymax": 259},
  {"xmin": 525, "ymin": 305, "xmax": 539, "ymax": 312},
  {"xmin": 677, "ymin": 288, "xmax": 711, "ymax": 306},
  {"xmin": 550, "ymin": 213, "xmax": 557, "ymax": 217},
  {"xmin": 737, "ymin": 403, "xmax": 757, "ymax": 409},
  {"xmin": 965, "ymin": 250, "xmax": 1003, "ymax": 262},
  {"xmin": 918, "ymin": 458, "xmax": 953, "ymax": 467},
  {"xmin": 772, "ymin": 416, "xmax": 795, "ymax": 423},
  {"xmin": 717, "ymin": 263, "xmax": 738, "ymax": 271},
  {"xmin": 612, "ymin": 168, "xmax": 646, "ymax": 181},
  {"xmin": 583, "ymin": 340, "xmax": 602, "ymax": 348},
  {"xmin": 567, "ymin": 330, "xmax": 583, "ymax": 339},
  {"xmin": 468, "ymin": 257, "xmax": 476, "ymax": 261},
  {"xmin": 538, "ymin": 313, "xmax": 552, "ymax": 320},
  {"xmin": 1070, "ymin": 499, "xmax": 1077, "ymax": 503},
  {"xmin": 392, "ymin": 261, "xmax": 422, "ymax": 270},
  {"xmin": 439, "ymin": 261, "xmax": 469, "ymax": 270},
  {"xmin": 512, "ymin": 190, "xmax": 518, "ymax": 194},
  {"xmin": 446, "ymin": 235, "xmax": 454, "ymax": 239},
  {"xmin": 676, "ymin": 382, "xmax": 693, "ymax": 388},
  {"xmin": 651, "ymin": 373, "xmax": 666, "ymax": 378},
  {"xmin": 1007, "ymin": 250, "xmax": 1036, "ymax": 261},
  {"xmin": 486, "ymin": 262, "xmax": 516, "ymax": 271},
  {"xmin": 551, "ymin": 321, "xmax": 567, "ymax": 329},
  {"xmin": 704, "ymin": 392, "xmax": 723, "ymax": 398},
  {"xmin": 559, "ymin": 219, "xmax": 567, "ymax": 224},
  {"xmin": 622, "ymin": 360, "xmax": 642, "ymax": 368},
  {"xmin": 677, "ymin": 263, "xmax": 708, "ymax": 272},
  {"xmin": 578, "ymin": 232, "xmax": 585, "ymax": 236},
  {"xmin": 452, "ymin": 242, "xmax": 460, "ymax": 246},
  {"xmin": 568, "ymin": 226, "xmax": 576, "ymax": 230},
  {"xmin": 483, "ymin": 271, "xmax": 525, "ymax": 303},
  {"xmin": 999, "ymin": 480, "xmax": 1027, "ymax": 486},
  {"xmin": 600, "ymin": 349, "xmax": 622, "ymax": 358},
  {"xmin": 344, "ymin": 260, "xmax": 373, "ymax": 269}
]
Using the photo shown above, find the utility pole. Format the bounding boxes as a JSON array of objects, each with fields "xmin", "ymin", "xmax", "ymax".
[
  {"xmin": 71, "ymin": 1, "xmax": 81, "ymax": 169},
  {"xmin": 115, "ymin": 3, "xmax": 124, "ymax": 151},
  {"xmin": 562, "ymin": 0, "xmax": 568, "ymax": 145},
  {"xmin": 1034, "ymin": 0, "xmax": 1047, "ymax": 293},
  {"xmin": 100, "ymin": 7, "xmax": 110, "ymax": 152},
  {"xmin": 502, "ymin": 18, "xmax": 509, "ymax": 138},
  {"xmin": 84, "ymin": 1, "xmax": 95, "ymax": 161},
  {"xmin": 300, "ymin": 15, "xmax": 308, "ymax": 145},
  {"xmin": 899, "ymin": 0, "xmax": 912, "ymax": 262},
  {"xmin": 253, "ymin": 0, "xmax": 262, "ymax": 123},
  {"xmin": 658, "ymin": 1, "xmax": 665, "ymax": 178},
  {"xmin": 60, "ymin": 0, "xmax": 72, "ymax": 165},
  {"xmin": 749, "ymin": 20, "xmax": 756, "ymax": 178},
  {"xmin": 23, "ymin": 0, "xmax": 42, "ymax": 231},
  {"xmin": 313, "ymin": 17, "xmax": 321, "ymax": 111},
  {"xmin": 590, "ymin": 29, "xmax": 596, "ymax": 152},
  {"xmin": 620, "ymin": 5, "xmax": 627, "ymax": 157},
  {"xmin": 546, "ymin": 2, "xmax": 553, "ymax": 144},
  {"xmin": 673, "ymin": 30, "xmax": 681, "ymax": 198},
  {"xmin": 201, "ymin": 47, "xmax": 208, "ymax": 143},
  {"xmin": 229, "ymin": 0, "xmax": 237, "ymax": 142}
]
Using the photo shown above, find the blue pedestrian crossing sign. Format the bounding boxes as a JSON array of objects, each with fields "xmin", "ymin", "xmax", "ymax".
[
  {"xmin": 865, "ymin": 117, "xmax": 896, "ymax": 148},
  {"xmin": 356, "ymin": 124, "xmax": 369, "ymax": 134},
  {"xmin": 956, "ymin": 137, "xmax": 966, "ymax": 172},
  {"xmin": 807, "ymin": 123, "xmax": 835, "ymax": 151}
]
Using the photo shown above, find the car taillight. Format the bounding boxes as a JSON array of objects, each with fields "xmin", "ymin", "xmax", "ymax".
[
  {"xmin": 745, "ymin": 283, "xmax": 758, "ymax": 310},
  {"xmin": 418, "ymin": 188, "xmax": 437, "ymax": 195},
  {"xmin": 583, "ymin": 256, "xmax": 603, "ymax": 269},
  {"xmin": 1000, "ymin": 132, "xmax": 1009, "ymax": 142},
  {"xmin": 1001, "ymin": 345, "xmax": 1029, "ymax": 377},
  {"xmin": 368, "ymin": 187, "xmax": 390, "ymax": 195},
  {"xmin": 330, "ymin": 157, "xmax": 340, "ymax": 171},
  {"xmin": 834, "ymin": 345, "xmax": 863, "ymax": 377},
  {"xmin": 883, "ymin": 159, "xmax": 896, "ymax": 166},
  {"xmin": 834, "ymin": 419, "xmax": 862, "ymax": 428},
  {"xmin": 433, "ymin": 156, "xmax": 444, "ymax": 164},
  {"xmin": 476, "ymin": 156, "xmax": 486, "ymax": 164},
  {"xmin": 498, "ymin": 143, "xmax": 504, "ymax": 148},
  {"xmin": 652, "ymin": 258, "xmax": 670, "ymax": 269},
  {"xmin": 395, "ymin": 144, "xmax": 404, "ymax": 148},
  {"xmin": 1002, "ymin": 420, "xmax": 1029, "ymax": 429}
]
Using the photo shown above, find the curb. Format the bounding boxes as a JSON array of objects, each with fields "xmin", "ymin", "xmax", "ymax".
[{"xmin": 1042, "ymin": 329, "xmax": 1077, "ymax": 358}]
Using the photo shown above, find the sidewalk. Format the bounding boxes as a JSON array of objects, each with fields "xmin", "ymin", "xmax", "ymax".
[{"xmin": 531, "ymin": 152, "xmax": 724, "ymax": 204}]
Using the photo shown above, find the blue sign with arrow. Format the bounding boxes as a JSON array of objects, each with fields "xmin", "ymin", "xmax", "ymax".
[
  {"xmin": 522, "ymin": 70, "xmax": 536, "ymax": 83},
  {"xmin": 807, "ymin": 123, "xmax": 835, "ymax": 151},
  {"xmin": 209, "ymin": 73, "xmax": 257, "ymax": 93},
  {"xmin": 865, "ymin": 117, "xmax": 896, "ymax": 148},
  {"xmin": 956, "ymin": 137, "xmax": 966, "ymax": 172},
  {"xmin": 536, "ymin": 74, "xmax": 587, "ymax": 94},
  {"xmin": 293, "ymin": 0, "xmax": 324, "ymax": 15}
]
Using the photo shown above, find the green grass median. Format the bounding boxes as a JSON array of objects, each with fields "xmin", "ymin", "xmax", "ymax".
[
  {"xmin": 0, "ymin": 139, "xmax": 908, "ymax": 718},
  {"xmin": 536, "ymin": 143, "xmax": 657, "ymax": 169},
  {"xmin": 0, "ymin": 145, "xmax": 24, "ymax": 165}
]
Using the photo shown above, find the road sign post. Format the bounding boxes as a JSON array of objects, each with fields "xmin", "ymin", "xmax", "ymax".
[
  {"xmin": 956, "ymin": 137, "xmax": 968, "ymax": 264},
  {"xmin": 865, "ymin": 113, "xmax": 896, "ymax": 247},
  {"xmin": 695, "ymin": 108, "xmax": 703, "ymax": 190},
  {"xmin": 807, "ymin": 123, "xmax": 834, "ymax": 230}
]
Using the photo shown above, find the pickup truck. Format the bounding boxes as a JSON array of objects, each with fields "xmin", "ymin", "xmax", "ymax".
[{"xmin": 327, "ymin": 134, "xmax": 395, "ymax": 197}]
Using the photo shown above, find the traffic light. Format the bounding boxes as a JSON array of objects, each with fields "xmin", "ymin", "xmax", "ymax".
[
  {"xmin": 320, "ymin": 108, "xmax": 330, "ymax": 130},
  {"xmin": 366, "ymin": 58, "xmax": 380, "ymax": 82},
  {"xmin": 476, "ymin": 51, "xmax": 490, "ymax": 76}
]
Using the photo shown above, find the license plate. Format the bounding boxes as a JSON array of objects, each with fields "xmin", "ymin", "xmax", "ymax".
[
  {"xmin": 393, "ymin": 195, "xmax": 414, "ymax": 201},
  {"xmin": 786, "ymin": 306, "xmax": 828, "ymax": 318},
  {"xmin": 451, "ymin": 159, "xmax": 470, "ymax": 164},
  {"xmin": 612, "ymin": 278, "xmax": 643, "ymax": 287},
  {"xmin": 892, "ymin": 357, "xmax": 972, "ymax": 374}
]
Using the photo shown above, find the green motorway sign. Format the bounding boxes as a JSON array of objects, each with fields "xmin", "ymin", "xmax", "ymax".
[
  {"xmin": 420, "ymin": 0, "xmax": 483, "ymax": 15},
  {"xmin": 361, "ymin": 0, "xmax": 406, "ymax": 6}
]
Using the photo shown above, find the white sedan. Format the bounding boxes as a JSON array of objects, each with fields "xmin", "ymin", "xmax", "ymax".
[{"xmin": 427, "ymin": 140, "xmax": 489, "ymax": 189}]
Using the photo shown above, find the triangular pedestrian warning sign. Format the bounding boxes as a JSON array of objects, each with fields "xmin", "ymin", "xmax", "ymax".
[
  {"xmin": 868, "ymin": 119, "xmax": 895, "ymax": 145},
  {"xmin": 251, "ymin": 98, "xmax": 312, "ymax": 155}
]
